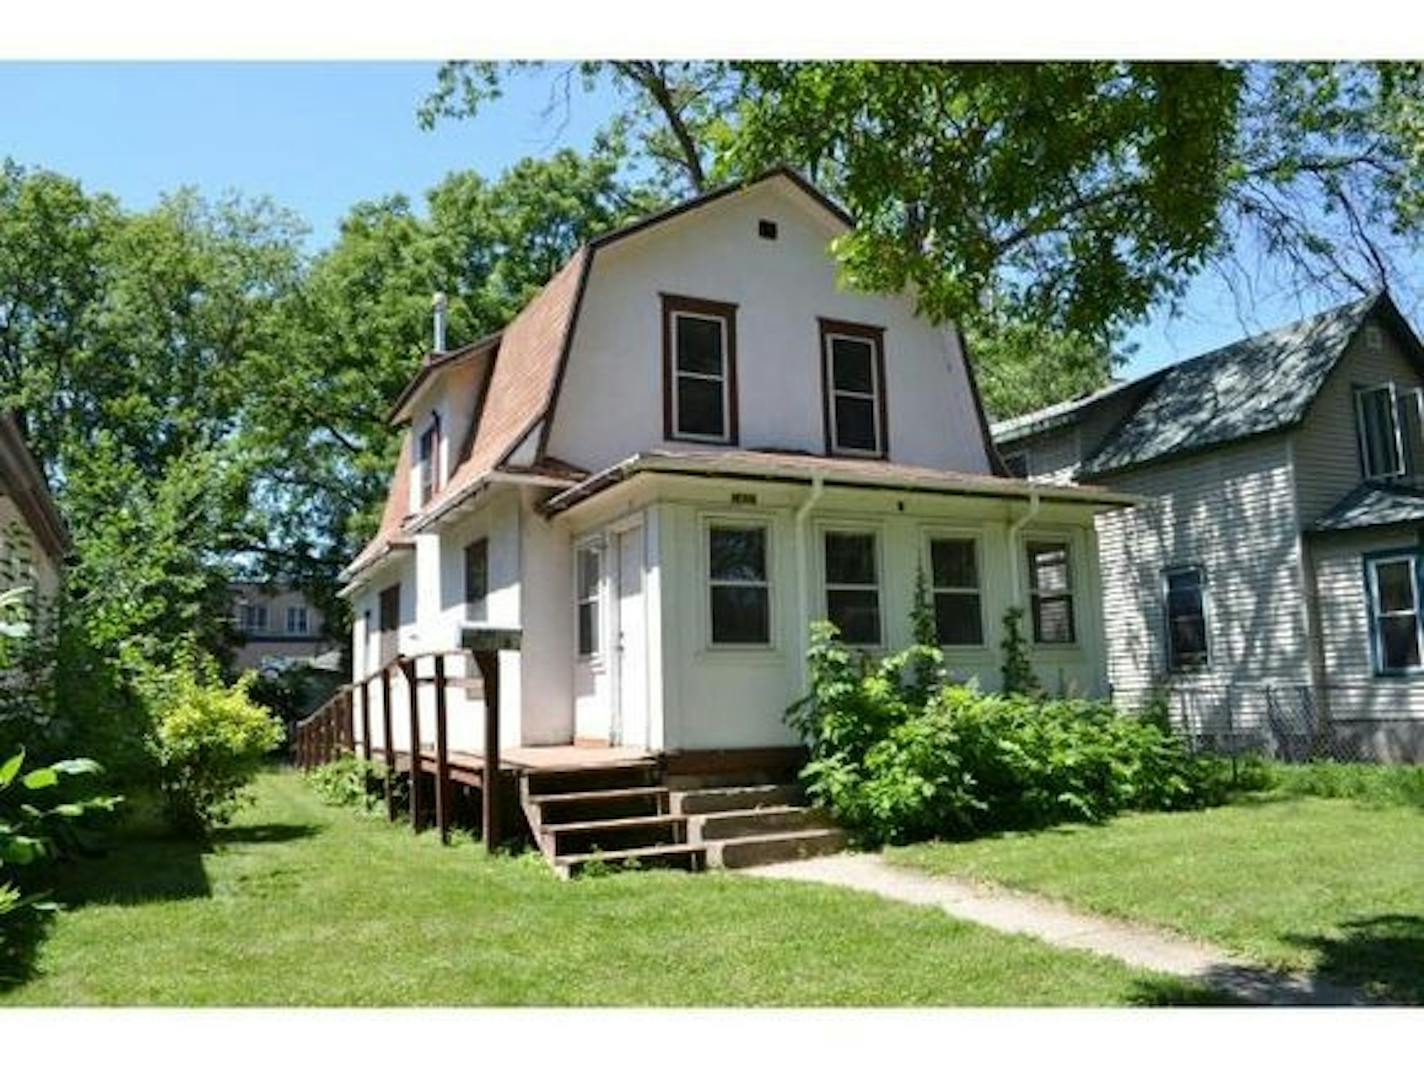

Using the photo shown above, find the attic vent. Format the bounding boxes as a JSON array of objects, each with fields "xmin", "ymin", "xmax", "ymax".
[
  {"xmin": 758, "ymin": 219, "xmax": 778, "ymax": 240},
  {"xmin": 1365, "ymin": 324, "xmax": 1384, "ymax": 354}
]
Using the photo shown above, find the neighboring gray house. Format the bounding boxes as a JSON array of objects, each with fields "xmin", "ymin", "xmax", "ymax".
[
  {"xmin": 994, "ymin": 292, "xmax": 1424, "ymax": 759},
  {"xmin": 229, "ymin": 582, "xmax": 336, "ymax": 673}
]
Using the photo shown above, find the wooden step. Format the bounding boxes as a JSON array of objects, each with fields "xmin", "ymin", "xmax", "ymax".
[
  {"xmin": 531, "ymin": 785, "xmax": 670, "ymax": 806},
  {"xmin": 547, "ymin": 813, "xmax": 685, "ymax": 836},
  {"xmin": 705, "ymin": 828, "xmax": 847, "ymax": 870},
  {"xmin": 546, "ymin": 813, "xmax": 687, "ymax": 856},
  {"xmin": 671, "ymin": 783, "xmax": 806, "ymax": 815},
  {"xmin": 691, "ymin": 805, "xmax": 834, "ymax": 841},
  {"xmin": 555, "ymin": 842, "xmax": 706, "ymax": 879},
  {"xmin": 532, "ymin": 785, "xmax": 669, "ymax": 826}
]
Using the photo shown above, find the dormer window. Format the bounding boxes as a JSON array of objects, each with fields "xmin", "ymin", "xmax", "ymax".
[
  {"xmin": 663, "ymin": 294, "xmax": 738, "ymax": 444},
  {"xmin": 820, "ymin": 319, "xmax": 887, "ymax": 458},
  {"xmin": 418, "ymin": 414, "xmax": 442, "ymax": 505},
  {"xmin": 1356, "ymin": 383, "xmax": 1424, "ymax": 481}
]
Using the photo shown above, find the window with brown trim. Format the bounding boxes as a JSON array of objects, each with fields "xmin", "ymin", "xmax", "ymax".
[
  {"xmin": 820, "ymin": 319, "xmax": 887, "ymax": 457},
  {"xmin": 663, "ymin": 294, "xmax": 738, "ymax": 444},
  {"xmin": 418, "ymin": 414, "xmax": 442, "ymax": 506}
]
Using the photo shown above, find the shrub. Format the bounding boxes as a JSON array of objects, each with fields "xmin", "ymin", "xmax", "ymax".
[
  {"xmin": 788, "ymin": 625, "xmax": 1229, "ymax": 846},
  {"xmin": 142, "ymin": 649, "xmax": 283, "ymax": 837},
  {"xmin": 305, "ymin": 754, "xmax": 381, "ymax": 810},
  {"xmin": 0, "ymin": 748, "xmax": 121, "ymax": 925}
]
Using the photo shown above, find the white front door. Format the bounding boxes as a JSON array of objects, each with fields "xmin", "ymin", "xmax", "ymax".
[{"xmin": 614, "ymin": 526, "xmax": 648, "ymax": 747}]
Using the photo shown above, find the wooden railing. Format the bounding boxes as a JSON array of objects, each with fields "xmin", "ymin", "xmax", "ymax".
[{"xmin": 291, "ymin": 639, "xmax": 510, "ymax": 853}]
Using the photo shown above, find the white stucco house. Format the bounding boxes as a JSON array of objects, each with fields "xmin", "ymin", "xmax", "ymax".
[{"xmin": 337, "ymin": 169, "xmax": 1129, "ymax": 764}]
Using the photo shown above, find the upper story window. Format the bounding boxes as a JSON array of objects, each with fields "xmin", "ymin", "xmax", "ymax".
[
  {"xmin": 576, "ymin": 544, "xmax": 602, "ymax": 658},
  {"xmin": 285, "ymin": 606, "xmax": 308, "ymax": 635},
  {"xmin": 708, "ymin": 524, "xmax": 771, "ymax": 645},
  {"xmin": 820, "ymin": 319, "xmax": 887, "ymax": 458},
  {"xmin": 663, "ymin": 294, "xmax": 738, "ymax": 444},
  {"xmin": 240, "ymin": 603, "xmax": 268, "ymax": 633},
  {"xmin": 465, "ymin": 537, "xmax": 489, "ymax": 621},
  {"xmin": 1163, "ymin": 566, "xmax": 1209, "ymax": 671},
  {"xmin": 418, "ymin": 414, "xmax": 442, "ymax": 506},
  {"xmin": 824, "ymin": 530, "xmax": 882, "ymax": 646},
  {"xmin": 1367, "ymin": 553, "xmax": 1424, "ymax": 674},
  {"xmin": 1356, "ymin": 384, "xmax": 1406, "ymax": 480},
  {"xmin": 1026, "ymin": 540, "xmax": 1076, "ymax": 645},
  {"xmin": 928, "ymin": 536, "xmax": 984, "ymax": 646}
]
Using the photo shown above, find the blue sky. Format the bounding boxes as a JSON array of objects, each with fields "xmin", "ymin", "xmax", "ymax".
[{"xmin": 0, "ymin": 61, "xmax": 1404, "ymax": 381}]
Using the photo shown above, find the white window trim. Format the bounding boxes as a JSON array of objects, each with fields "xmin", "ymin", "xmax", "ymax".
[
  {"xmin": 286, "ymin": 606, "xmax": 309, "ymax": 635},
  {"xmin": 1022, "ymin": 533, "xmax": 1079, "ymax": 648},
  {"xmin": 1161, "ymin": 564, "xmax": 1211, "ymax": 673},
  {"xmin": 574, "ymin": 537, "xmax": 606, "ymax": 666},
  {"xmin": 703, "ymin": 517, "xmax": 775, "ymax": 651},
  {"xmin": 1367, "ymin": 553, "xmax": 1424, "ymax": 676},
  {"xmin": 418, "ymin": 412, "xmax": 444, "ymax": 506},
  {"xmin": 824, "ymin": 331, "xmax": 884, "ymax": 457},
  {"xmin": 818, "ymin": 522, "xmax": 886, "ymax": 649},
  {"xmin": 922, "ymin": 529, "xmax": 988, "ymax": 651},
  {"xmin": 670, "ymin": 310, "xmax": 733, "ymax": 444},
  {"xmin": 1355, "ymin": 382, "xmax": 1406, "ymax": 480}
]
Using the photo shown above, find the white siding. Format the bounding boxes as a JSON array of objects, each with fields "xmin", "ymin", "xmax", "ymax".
[
  {"xmin": 1293, "ymin": 326, "xmax": 1424, "ymax": 526},
  {"xmin": 1095, "ymin": 435, "xmax": 1311, "ymax": 725},
  {"xmin": 545, "ymin": 180, "xmax": 993, "ymax": 476}
]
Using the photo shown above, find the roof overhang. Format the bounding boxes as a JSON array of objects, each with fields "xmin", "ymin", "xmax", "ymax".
[
  {"xmin": 0, "ymin": 411, "xmax": 69, "ymax": 561},
  {"xmin": 336, "ymin": 536, "xmax": 414, "ymax": 594},
  {"xmin": 388, "ymin": 332, "xmax": 501, "ymax": 426},
  {"xmin": 542, "ymin": 451, "xmax": 1139, "ymax": 517}
]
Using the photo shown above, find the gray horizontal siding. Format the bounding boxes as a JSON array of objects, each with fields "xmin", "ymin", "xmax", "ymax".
[{"xmin": 1095, "ymin": 435, "xmax": 1311, "ymax": 715}]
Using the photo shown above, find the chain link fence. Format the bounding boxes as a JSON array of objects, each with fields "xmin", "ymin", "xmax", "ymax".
[{"xmin": 1114, "ymin": 683, "xmax": 1422, "ymax": 763}]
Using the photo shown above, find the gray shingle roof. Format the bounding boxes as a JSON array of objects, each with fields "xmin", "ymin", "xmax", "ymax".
[
  {"xmin": 1310, "ymin": 482, "xmax": 1424, "ymax": 533},
  {"xmin": 1078, "ymin": 293, "xmax": 1382, "ymax": 477}
]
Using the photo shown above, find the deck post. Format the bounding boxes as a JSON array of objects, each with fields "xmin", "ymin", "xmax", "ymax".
[
  {"xmin": 345, "ymin": 690, "xmax": 356, "ymax": 754},
  {"xmin": 401, "ymin": 656, "xmax": 424, "ymax": 832},
  {"xmin": 360, "ymin": 680, "xmax": 372, "ymax": 763},
  {"xmin": 380, "ymin": 665, "xmax": 396, "ymax": 822},
  {"xmin": 433, "ymin": 654, "xmax": 452, "ymax": 845},
  {"xmin": 461, "ymin": 626, "xmax": 521, "ymax": 856}
]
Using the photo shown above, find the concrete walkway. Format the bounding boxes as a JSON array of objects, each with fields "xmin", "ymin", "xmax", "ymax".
[{"xmin": 747, "ymin": 853, "xmax": 1372, "ymax": 1006}]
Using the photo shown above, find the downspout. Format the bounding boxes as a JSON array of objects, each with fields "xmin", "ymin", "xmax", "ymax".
[
  {"xmin": 795, "ymin": 475, "xmax": 826, "ymax": 693},
  {"xmin": 1007, "ymin": 489, "xmax": 1042, "ymax": 614}
]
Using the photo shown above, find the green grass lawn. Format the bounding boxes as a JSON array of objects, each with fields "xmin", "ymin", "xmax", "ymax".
[
  {"xmin": 1, "ymin": 770, "xmax": 1211, "ymax": 1007},
  {"xmin": 889, "ymin": 795, "xmax": 1424, "ymax": 1003}
]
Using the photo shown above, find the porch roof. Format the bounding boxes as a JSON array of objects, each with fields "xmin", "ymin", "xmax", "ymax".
[
  {"xmin": 541, "ymin": 448, "xmax": 1139, "ymax": 515},
  {"xmin": 1309, "ymin": 481, "xmax": 1424, "ymax": 534}
]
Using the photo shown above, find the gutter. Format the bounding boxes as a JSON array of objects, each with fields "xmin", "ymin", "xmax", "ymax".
[{"xmin": 794, "ymin": 475, "xmax": 826, "ymax": 693}]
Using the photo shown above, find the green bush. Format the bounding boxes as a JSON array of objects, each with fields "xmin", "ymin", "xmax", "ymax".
[
  {"xmin": 1, "ymin": 748, "xmax": 121, "ymax": 926},
  {"xmin": 142, "ymin": 649, "xmax": 283, "ymax": 837},
  {"xmin": 305, "ymin": 754, "xmax": 381, "ymax": 810},
  {"xmin": 787, "ymin": 622, "xmax": 1229, "ymax": 846}
]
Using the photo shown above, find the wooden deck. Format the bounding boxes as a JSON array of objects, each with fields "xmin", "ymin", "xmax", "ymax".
[{"xmin": 390, "ymin": 744, "xmax": 655, "ymax": 785}]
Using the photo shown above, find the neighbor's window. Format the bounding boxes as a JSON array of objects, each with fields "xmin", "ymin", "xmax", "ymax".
[
  {"xmin": 664, "ymin": 295, "xmax": 737, "ymax": 443},
  {"xmin": 1356, "ymin": 384, "xmax": 1405, "ymax": 480},
  {"xmin": 708, "ymin": 525, "xmax": 770, "ymax": 645},
  {"xmin": 1368, "ymin": 554, "xmax": 1423, "ymax": 673},
  {"xmin": 241, "ymin": 603, "xmax": 268, "ymax": 633},
  {"xmin": 576, "ymin": 544, "xmax": 602, "ymax": 658},
  {"xmin": 821, "ymin": 320, "xmax": 886, "ymax": 457},
  {"xmin": 1163, "ymin": 566, "xmax": 1209, "ymax": 670},
  {"xmin": 928, "ymin": 537, "xmax": 983, "ymax": 646},
  {"xmin": 465, "ymin": 538, "xmax": 489, "ymax": 621},
  {"xmin": 824, "ymin": 530, "xmax": 882, "ymax": 645},
  {"xmin": 418, "ymin": 415, "xmax": 442, "ymax": 505},
  {"xmin": 1027, "ymin": 541, "xmax": 1076, "ymax": 644},
  {"xmin": 286, "ymin": 606, "xmax": 308, "ymax": 635}
]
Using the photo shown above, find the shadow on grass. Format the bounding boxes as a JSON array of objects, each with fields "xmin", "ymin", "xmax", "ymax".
[
  {"xmin": 1125, "ymin": 976, "xmax": 1246, "ymax": 1007},
  {"xmin": 1285, "ymin": 913, "xmax": 1424, "ymax": 1005}
]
